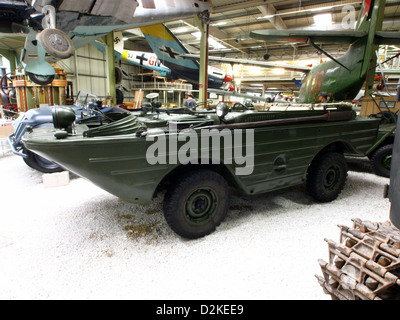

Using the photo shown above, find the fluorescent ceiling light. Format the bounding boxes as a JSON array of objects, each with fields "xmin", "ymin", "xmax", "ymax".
[
  {"xmin": 310, "ymin": 6, "xmax": 333, "ymax": 12},
  {"xmin": 211, "ymin": 22, "xmax": 227, "ymax": 26},
  {"xmin": 250, "ymin": 66, "xmax": 262, "ymax": 75},
  {"xmin": 175, "ymin": 27, "xmax": 189, "ymax": 33},
  {"xmin": 191, "ymin": 32, "xmax": 226, "ymax": 49},
  {"xmin": 257, "ymin": 2, "xmax": 358, "ymax": 20},
  {"xmin": 272, "ymin": 68, "xmax": 285, "ymax": 75},
  {"xmin": 192, "ymin": 31, "xmax": 202, "ymax": 39},
  {"xmin": 313, "ymin": 13, "xmax": 332, "ymax": 29}
]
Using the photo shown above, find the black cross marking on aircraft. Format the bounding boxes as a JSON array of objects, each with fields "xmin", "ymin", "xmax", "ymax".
[
  {"xmin": 159, "ymin": 46, "xmax": 180, "ymax": 59},
  {"xmin": 136, "ymin": 53, "xmax": 148, "ymax": 65}
]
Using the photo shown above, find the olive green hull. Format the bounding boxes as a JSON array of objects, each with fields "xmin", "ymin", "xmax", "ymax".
[{"xmin": 22, "ymin": 114, "xmax": 379, "ymax": 205}]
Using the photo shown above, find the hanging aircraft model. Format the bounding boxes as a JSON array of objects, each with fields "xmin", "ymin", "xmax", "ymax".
[
  {"xmin": 183, "ymin": 0, "xmax": 400, "ymax": 103},
  {"xmin": 251, "ymin": 0, "xmax": 400, "ymax": 103},
  {"xmin": 137, "ymin": 24, "xmax": 234, "ymax": 91},
  {"xmin": 0, "ymin": 0, "xmax": 211, "ymax": 85},
  {"xmin": 91, "ymin": 30, "xmax": 234, "ymax": 91},
  {"xmin": 90, "ymin": 36, "xmax": 171, "ymax": 76}
]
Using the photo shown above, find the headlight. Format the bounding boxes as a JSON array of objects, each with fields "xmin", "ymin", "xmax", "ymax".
[
  {"xmin": 216, "ymin": 102, "xmax": 229, "ymax": 119},
  {"xmin": 52, "ymin": 106, "xmax": 76, "ymax": 133}
]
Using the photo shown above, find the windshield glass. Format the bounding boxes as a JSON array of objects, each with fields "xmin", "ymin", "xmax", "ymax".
[{"xmin": 74, "ymin": 91, "xmax": 99, "ymax": 107}]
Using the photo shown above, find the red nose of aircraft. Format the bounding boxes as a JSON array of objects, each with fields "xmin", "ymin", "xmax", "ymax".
[{"xmin": 224, "ymin": 75, "xmax": 234, "ymax": 83}]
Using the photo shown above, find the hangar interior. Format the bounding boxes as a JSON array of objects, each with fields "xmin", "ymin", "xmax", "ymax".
[
  {"xmin": 69, "ymin": 0, "xmax": 400, "ymax": 104},
  {"xmin": 71, "ymin": 0, "xmax": 399, "ymax": 103},
  {"xmin": 1, "ymin": 0, "xmax": 400, "ymax": 301},
  {"xmin": 2, "ymin": 0, "xmax": 400, "ymax": 109}
]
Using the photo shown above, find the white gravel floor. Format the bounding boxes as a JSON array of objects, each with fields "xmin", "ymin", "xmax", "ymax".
[{"xmin": 0, "ymin": 153, "xmax": 391, "ymax": 300}]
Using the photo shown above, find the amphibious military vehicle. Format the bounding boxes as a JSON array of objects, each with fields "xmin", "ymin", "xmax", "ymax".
[{"xmin": 22, "ymin": 101, "xmax": 382, "ymax": 239}]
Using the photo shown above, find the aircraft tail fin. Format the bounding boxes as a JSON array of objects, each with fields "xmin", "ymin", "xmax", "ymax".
[
  {"xmin": 355, "ymin": 0, "xmax": 374, "ymax": 31},
  {"xmin": 140, "ymin": 24, "xmax": 199, "ymax": 72},
  {"xmin": 357, "ymin": 0, "xmax": 386, "ymax": 78},
  {"xmin": 355, "ymin": 0, "xmax": 400, "ymax": 46},
  {"xmin": 113, "ymin": 31, "xmax": 125, "ymax": 55}
]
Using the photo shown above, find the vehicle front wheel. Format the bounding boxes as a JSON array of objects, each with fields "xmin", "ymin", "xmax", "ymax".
[
  {"xmin": 163, "ymin": 169, "xmax": 230, "ymax": 239},
  {"xmin": 370, "ymin": 144, "xmax": 393, "ymax": 178},
  {"xmin": 306, "ymin": 152, "xmax": 348, "ymax": 203},
  {"xmin": 23, "ymin": 148, "xmax": 64, "ymax": 173}
]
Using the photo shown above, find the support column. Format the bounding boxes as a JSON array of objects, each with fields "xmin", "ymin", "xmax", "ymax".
[
  {"xmin": 73, "ymin": 51, "xmax": 80, "ymax": 91},
  {"xmin": 104, "ymin": 32, "xmax": 116, "ymax": 105},
  {"xmin": 195, "ymin": 13, "xmax": 210, "ymax": 107}
]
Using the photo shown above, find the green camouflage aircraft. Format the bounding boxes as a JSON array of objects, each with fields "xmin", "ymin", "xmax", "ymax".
[
  {"xmin": 251, "ymin": 0, "xmax": 400, "ymax": 103},
  {"xmin": 185, "ymin": 0, "xmax": 400, "ymax": 103}
]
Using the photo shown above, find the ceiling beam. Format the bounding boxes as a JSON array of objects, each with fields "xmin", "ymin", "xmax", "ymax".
[
  {"xmin": 209, "ymin": 25, "xmax": 249, "ymax": 53},
  {"xmin": 257, "ymin": 4, "xmax": 287, "ymax": 30},
  {"xmin": 211, "ymin": 0, "xmax": 285, "ymax": 14},
  {"xmin": 182, "ymin": 18, "xmax": 249, "ymax": 53}
]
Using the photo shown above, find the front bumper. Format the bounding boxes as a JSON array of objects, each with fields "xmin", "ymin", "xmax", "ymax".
[{"xmin": 7, "ymin": 132, "xmax": 28, "ymax": 159}]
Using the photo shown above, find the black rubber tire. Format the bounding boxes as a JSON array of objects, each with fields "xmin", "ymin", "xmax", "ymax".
[
  {"xmin": 306, "ymin": 152, "xmax": 348, "ymax": 203},
  {"xmin": 27, "ymin": 72, "xmax": 55, "ymax": 86},
  {"xmin": 116, "ymin": 88, "xmax": 124, "ymax": 105},
  {"xmin": 37, "ymin": 28, "xmax": 74, "ymax": 59},
  {"xmin": 370, "ymin": 144, "xmax": 393, "ymax": 178},
  {"xmin": 22, "ymin": 148, "xmax": 63, "ymax": 173},
  {"xmin": 163, "ymin": 169, "xmax": 230, "ymax": 239},
  {"xmin": 115, "ymin": 67, "xmax": 123, "ymax": 85}
]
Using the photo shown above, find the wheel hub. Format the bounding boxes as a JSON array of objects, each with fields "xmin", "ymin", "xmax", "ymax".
[
  {"xmin": 185, "ymin": 189, "xmax": 218, "ymax": 224},
  {"xmin": 324, "ymin": 166, "xmax": 341, "ymax": 191},
  {"xmin": 48, "ymin": 33, "xmax": 70, "ymax": 52},
  {"xmin": 382, "ymin": 154, "xmax": 392, "ymax": 170}
]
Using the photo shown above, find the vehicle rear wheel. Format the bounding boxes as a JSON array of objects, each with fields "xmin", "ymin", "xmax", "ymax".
[
  {"xmin": 370, "ymin": 144, "xmax": 393, "ymax": 178},
  {"xmin": 163, "ymin": 169, "xmax": 230, "ymax": 239},
  {"xmin": 23, "ymin": 148, "xmax": 63, "ymax": 173},
  {"xmin": 306, "ymin": 152, "xmax": 348, "ymax": 203}
]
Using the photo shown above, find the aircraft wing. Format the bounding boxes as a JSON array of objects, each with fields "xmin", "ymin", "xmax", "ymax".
[
  {"xmin": 1, "ymin": 0, "xmax": 210, "ymax": 81},
  {"xmin": 0, "ymin": 34, "xmax": 26, "ymax": 51},
  {"xmin": 181, "ymin": 54, "xmax": 312, "ymax": 73},
  {"xmin": 250, "ymin": 30, "xmax": 368, "ymax": 44},
  {"xmin": 374, "ymin": 31, "xmax": 400, "ymax": 45},
  {"xmin": 251, "ymin": 29, "xmax": 400, "ymax": 46},
  {"xmin": 30, "ymin": 0, "xmax": 211, "ymax": 32}
]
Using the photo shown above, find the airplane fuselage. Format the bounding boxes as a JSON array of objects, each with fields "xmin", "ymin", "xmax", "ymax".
[
  {"xmin": 299, "ymin": 39, "xmax": 367, "ymax": 103},
  {"xmin": 119, "ymin": 49, "xmax": 229, "ymax": 88},
  {"xmin": 165, "ymin": 63, "xmax": 228, "ymax": 89}
]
